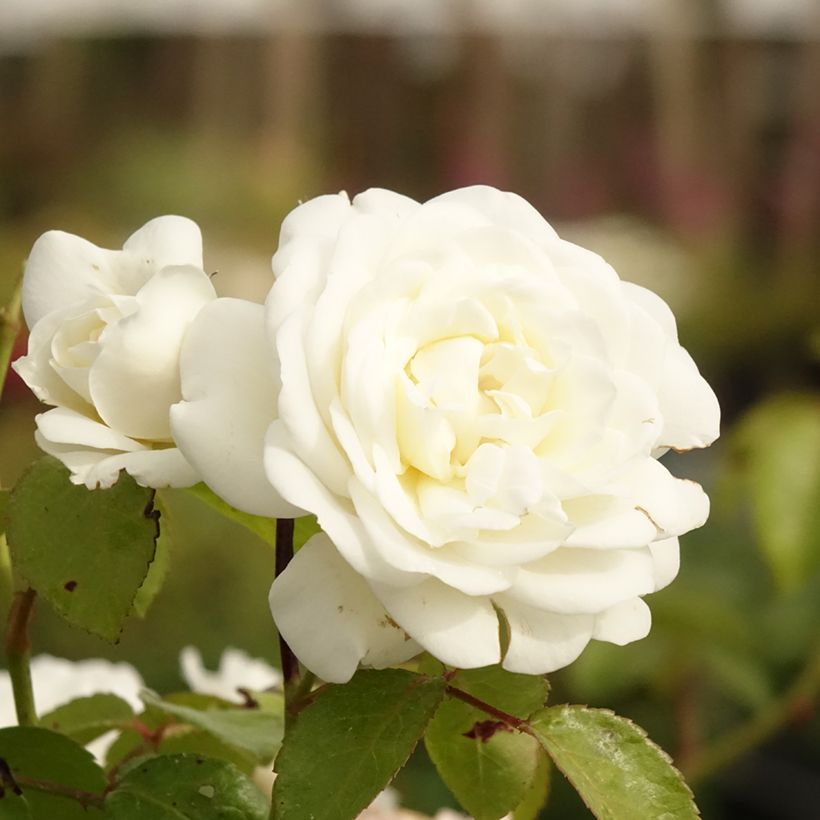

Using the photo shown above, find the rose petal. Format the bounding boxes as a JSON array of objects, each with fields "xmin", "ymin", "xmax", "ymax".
[
  {"xmin": 275, "ymin": 311, "xmax": 351, "ymax": 497},
  {"xmin": 122, "ymin": 215, "xmax": 203, "ymax": 272},
  {"xmin": 656, "ymin": 344, "xmax": 721, "ymax": 451},
  {"xmin": 649, "ymin": 536, "xmax": 680, "ymax": 591},
  {"xmin": 269, "ymin": 533, "xmax": 421, "ymax": 684},
  {"xmin": 425, "ymin": 186, "xmax": 559, "ymax": 246},
  {"xmin": 371, "ymin": 576, "xmax": 501, "ymax": 670},
  {"xmin": 495, "ymin": 595, "xmax": 593, "ymax": 674},
  {"xmin": 170, "ymin": 298, "xmax": 300, "ymax": 518},
  {"xmin": 21, "ymin": 231, "xmax": 120, "ymax": 328},
  {"xmin": 507, "ymin": 546, "xmax": 656, "ymax": 614},
  {"xmin": 36, "ymin": 431, "xmax": 197, "ymax": 489},
  {"xmin": 349, "ymin": 478, "xmax": 515, "ymax": 596},
  {"xmin": 36, "ymin": 407, "xmax": 145, "ymax": 453},
  {"xmin": 264, "ymin": 421, "xmax": 408, "ymax": 586},
  {"xmin": 89, "ymin": 265, "xmax": 216, "ymax": 440},
  {"xmin": 627, "ymin": 458, "xmax": 710, "ymax": 537},
  {"xmin": 14, "ymin": 305, "xmax": 97, "ymax": 413},
  {"xmin": 592, "ymin": 598, "xmax": 652, "ymax": 645}
]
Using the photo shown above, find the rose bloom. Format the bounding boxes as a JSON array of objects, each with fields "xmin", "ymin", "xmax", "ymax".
[
  {"xmin": 14, "ymin": 217, "xmax": 216, "ymax": 488},
  {"xmin": 172, "ymin": 186, "xmax": 719, "ymax": 682}
]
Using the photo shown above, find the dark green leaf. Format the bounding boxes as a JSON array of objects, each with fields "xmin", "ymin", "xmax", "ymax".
[
  {"xmin": 39, "ymin": 693, "xmax": 134, "ymax": 745},
  {"xmin": 736, "ymin": 393, "xmax": 820, "ymax": 591},
  {"xmin": 293, "ymin": 515, "xmax": 320, "ymax": 552},
  {"xmin": 158, "ymin": 730, "xmax": 258, "ymax": 775},
  {"xmin": 425, "ymin": 666, "xmax": 548, "ymax": 820},
  {"xmin": 186, "ymin": 482, "xmax": 278, "ymax": 547},
  {"xmin": 132, "ymin": 494, "xmax": 172, "ymax": 617},
  {"xmin": 6, "ymin": 457, "xmax": 159, "ymax": 640},
  {"xmin": 141, "ymin": 690, "xmax": 283, "ymax": 763},
  {"xmin": 105, "ymin": 753, "xmax": 268, "ymax": 819},
  {"xmin": 0, "ymin": 726, "xmax": 105, "ymax": 819},
  {"xmin": 0, "ymin": 487, "xmax": 9, "ymax": 527},
  {"xmin": 530, "ymin": 706, "xmax": 699, "ymax": 820},
  {"xmin": 273, "ymin": 669, "xmax": 446, "ymax": 820}
]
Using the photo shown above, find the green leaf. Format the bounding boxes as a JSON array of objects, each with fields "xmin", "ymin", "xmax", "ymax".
[
  {"xmin": 39, "ymin": 693, "xmax": 134, "ymax": 745},
  {"xmin": 0, "ymin": 726, "xmax": 106, "ymax": 819},
  {"xmin": 141, "ymin": 690, "xmax": 284, "ymax": 763},
  {"xmin": 425, "ymin": 666, "xmax": 548, "ymax": 820},
  {"xmin": 105, "ymin": 753, "xmax": 268, "ymax": 819},
  {"xmin": 273, "ymin": 669, "xmax": 446, "ymax": 820},
  {"xmin": 530, "ymin": 705, "xmax": 699, "ymax": 820},
  {"xmin": 6, "ymin": 457, "xmax": 159, "ymax": 641},
  {"xmin": 735, "ymin": 393, "xmax": 820, "ymax": 591},
  {"xmin": 186, "ymin": 482, "xmax": 278, "ymax": 547},
  {"xmin": 132, "ymin": 494, "xmax": 172, "ymax": 618},
  {"xmin": 512, "ymin": 751, "xmax": 551, "ymax": 820},
  {"xmin": 158, "ymin": 730, "xmax": 258, "ymax": 775},
  {"xmin": 293, "ymin": 515, "xmax": 320, "ymax": 552}
]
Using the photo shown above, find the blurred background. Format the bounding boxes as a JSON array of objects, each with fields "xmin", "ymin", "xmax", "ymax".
[{"xmin": 1, "ymin": 1, "xmax": 819, "ymax": 817}]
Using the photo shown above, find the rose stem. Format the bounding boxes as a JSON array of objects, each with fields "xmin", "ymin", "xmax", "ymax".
[
  {"xmin": 0, "ymin": 280, "xmax": 22, "ymax": 400},
  {"xmin": 445, "ymin": 684, "xmax": 531, "ymax": 734},
  {"xmin": 275, "ymin": 518, "xmax": 300, "ymax": 702},
  {"xmin": 7, "ymin": 771, "xmax": 105, "ymax": 810},
  {"xmin": 5, "ymin": 587, "xmax": 37, "ymax": 726}
]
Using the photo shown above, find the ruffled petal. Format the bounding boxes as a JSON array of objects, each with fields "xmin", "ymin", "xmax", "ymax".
[
  {"xmin": 592, "ymin": 598, "xmax": 651, "ymax": 645},
  {"xmin": 264, "ymin": 421, "xmax": 406, "ymax": 586},
  {"xmin": 506, "ymin": 546, "xmax": 655, "ymax": 614},
  {"xmin": 349, "ymin": 478, "xmax": 515, "ymax": 596},
  {"xmin": 269, "ymin": 533, "xmax": 421, "ymax": 684},
  {"xmin": 424, "ymin": 186, "xmax": 559, "ymax": 246},
  {"xmin": 649, "ymin": 536, "xmax": 680, "ymax": 591},
  {"xmin": 122, "ymin": 215, "xmax": 203, "ymax": 272},
  {"xmin": 371, "ymin": 577, "xmax": 501, "ymax": 670},
  {"xmin": 13, "ymin": 305, "xmax": 96, "ymax": 413},
  {"xmin": 496, "ymin": 595, "xmax": 593, "ymax": 674},
  {"xmin": 21, "ymin": 231, "xmax": 119, "ymax": 328},
  {"xmin": 656, "ymin": 345, "xmax": 721, "ymax": 451},
  {"xmin": 36, "ymin": 430, "xmax": 198, "ymax": 489},
  {"xmin": 36, "ymin": 407, "xmax": 145, "ymax": 453},
  {"xmin": 628, "ymin": 459, "xmax": 710, "ymax": 537},
  {"xmin": 170, "ymin": 298, "xmax": 299, "ymax": 518},
  {"xmin": 89, "ymin": 265, "xmax": 216, "ymax": 440}
]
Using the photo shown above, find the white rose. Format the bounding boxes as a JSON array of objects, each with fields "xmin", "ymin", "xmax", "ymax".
[
  {"xmin": 179, "ymin": 646, "xmax": 283, "ymax": 702},
  {"xmin": 172, "ymin": 186, "xmax": 719, "ymax": 683},
  {"xmin": 13, "ymin": 217, "xmax": 216, "ymax": 489}
]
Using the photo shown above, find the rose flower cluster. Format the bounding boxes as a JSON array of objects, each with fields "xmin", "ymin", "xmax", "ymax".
[{"xmin": 14, "ymin": 187, "xmax": 719, "ymax": 682}]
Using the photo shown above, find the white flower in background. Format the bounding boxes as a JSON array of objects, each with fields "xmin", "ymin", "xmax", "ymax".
[
  {"xmin": 360, "ymin": 789, "xmax": 472, "ymax": 819},
  {"xmin": 13, "ymin": 217, "xmax": 216, "ymax": 489},
  {"xmin": 0, "ymin": 655, "xmax": 144, "ymax": 761},
  {"xmin": 172, "ymin": 186, "xmax": 719, "ymax": 683},
  {"xmin": 179, "ymin": 646, "xmax": 282, "ymax": 702}
]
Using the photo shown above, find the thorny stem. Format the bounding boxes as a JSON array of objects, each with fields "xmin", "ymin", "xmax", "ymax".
[
  {"xmin": 445, "ymin": 684, "xmax": 532, "ymax": 734},
  {"xmin": 684, "ymin": 640, "xmax": 820, "ymax": 784},
  {"xmin": 4, "ymin": 588, "xmax": 37, "ymax": 726},
  {"xmin": 0, "ymin": 281, "xmax": 22, "ymax": 400},
  {"xmin": 275, "ymin": 518, "xmax": 300, "ymax": 704}
]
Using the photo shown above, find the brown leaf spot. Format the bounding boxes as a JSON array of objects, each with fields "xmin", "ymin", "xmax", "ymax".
[
  {"xmin": 64, "ymin": 580, "xmax": 77, "ymax": 591},
  {"xmin": 463, "ymin": 720, "xmax": 512, "ymax": 742}
]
